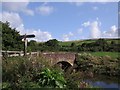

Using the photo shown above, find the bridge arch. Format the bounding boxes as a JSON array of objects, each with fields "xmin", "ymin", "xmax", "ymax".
[{"xmin": 54, "ymin": 61, "xmax": 72, "ymax": 71}]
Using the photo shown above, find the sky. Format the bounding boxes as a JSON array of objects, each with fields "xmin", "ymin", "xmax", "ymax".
[{"xmin": 0, "ymin": 1, "xmax": 119, "ymax": 42}]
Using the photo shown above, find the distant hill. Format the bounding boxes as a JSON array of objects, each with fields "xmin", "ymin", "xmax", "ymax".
[{"xmin": 59, "ymin": 38, "xmax": 120, "ymax": 46}]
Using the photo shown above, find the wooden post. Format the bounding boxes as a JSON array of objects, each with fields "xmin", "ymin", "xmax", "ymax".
[
  {"xmin": 20, "ymin": 34, "xmax": 35, "ymax": 56},
  {"xmin": 24, "ymin": 38, "xmax": 27, "ymax": 56}
]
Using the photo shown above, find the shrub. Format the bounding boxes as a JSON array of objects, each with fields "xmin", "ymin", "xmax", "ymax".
[
  {"xmin": 2, "ymin": 56, "xmax": 51, "ymax": 88},
  {"xmin": 2, "ymin": 56, "xmax": 67, "ymax": 88},
  {"xmin": 35, "ymin": 68, "xmax": 66, "ymax": 88},
  {"xmin": 75, "ymin": 53, "xmax": 94, "ymax": 71},
  {"xmin": 75, "ymin": 53, "xmax": 120, "ymax": 76}
]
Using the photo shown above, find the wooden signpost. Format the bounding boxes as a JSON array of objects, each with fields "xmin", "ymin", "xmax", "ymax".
[{"xmin": 20, "ymin": 34, "xmax": 35, "ymax": 56}]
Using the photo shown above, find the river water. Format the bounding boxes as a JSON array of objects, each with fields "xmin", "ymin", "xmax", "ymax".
[{"xmin": 83, "ymin": 74, "xmax": 120, "ymax": 88}]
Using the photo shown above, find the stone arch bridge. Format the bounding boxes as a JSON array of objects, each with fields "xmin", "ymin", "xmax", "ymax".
[
  {"xmin": 2, "ymin": 51, "xmax": 77, "ymax": 70},
  {"xmin": 40, "ymin": 52, "xmax": 77, "ymax": 71}
]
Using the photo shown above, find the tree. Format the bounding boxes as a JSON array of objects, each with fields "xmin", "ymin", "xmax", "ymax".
[
  {"xmin": 45, "ymin": 39, "xmax": 59, "ymax": 46},
  {"xmin": 45, "ymin": 39, "xmax": 60, "ymax": 51},
  {"xmin": 28, "ymin": 40, "xmax": 37, "ymax": 46},
  {"xmin": 70, "ymin": 42, "xmax": 77, "ymax": 52},
  {"xmin": 1, "ymin": 21, "xmax": 23, "ymax": 51},
  {"xmin": 93, "ymin": 39, "xmax": 108, "ymax": 51},
  {"xmin": 27, "ymin": 40, "xmax": 38, "ymax": 51},
  {"xmin": 70, "ymin": 42, "xmax": 76, "ymax": 47},
  {"xmin": 77, "ymin": 45, "xmax": 82, "ymax": 52}
]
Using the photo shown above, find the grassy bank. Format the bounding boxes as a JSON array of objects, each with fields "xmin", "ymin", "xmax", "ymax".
[
  {"xmin": 75, "ymin": 53, "xmax": 120, "ymax": 76},
  {"xmin": 79, "ymin": 52, "xmax": 120, "ymax": 59}
]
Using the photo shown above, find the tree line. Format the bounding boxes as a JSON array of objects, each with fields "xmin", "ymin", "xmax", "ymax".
[
  {"xmin": 27, "ymin": 38, "xmax": 120, "ymax": 52},
  {"xmin": 1, "ymin": 21, "xmax": 120, "ymax": 52}
]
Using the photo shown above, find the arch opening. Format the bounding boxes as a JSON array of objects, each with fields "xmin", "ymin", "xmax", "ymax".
[{"xmin": 54, "ymin": 61, "xmax": 72, "ymax": 72}]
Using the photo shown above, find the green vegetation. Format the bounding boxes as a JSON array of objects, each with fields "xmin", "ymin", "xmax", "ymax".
[
  {"xmin": 37, "ymin": 68, "xmax": 66, "ymax": 88},
  {"xmin": 85, "ymin": 52, "xmax": 120, "ymax": 58},
  {"xmin": 2, "ymin": 56, "xmax": 98, "ymax": 89},
  {"xmin": 2, "ymin": 21, "xmax": 119, "ymax": 89},
  {"xmin": 27, "ymin": 38, "xmax": 120, "ymax": 52},
  {"xmin": 2, "ymin": 56, "xmax": 65, "ymax": 88},
  {"xmin": 75, "ymin": 53, "xmax": 120, "ymax": 76},
  {"xmin": 59, "ymin": 39, "xmax": 96, "ymax": 46},
  {"xmin": 1, "ymin": 21, "xmax": 23, "ymax": 51}
]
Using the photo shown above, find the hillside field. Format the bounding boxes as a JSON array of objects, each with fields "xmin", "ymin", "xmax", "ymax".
[
  {"xmin": 59, "ymin": 38, "xmax": 119, "ymax": 46},
  {"xmin": 79, "ymin": 52, "xmax": 120, "ymax": 59}
]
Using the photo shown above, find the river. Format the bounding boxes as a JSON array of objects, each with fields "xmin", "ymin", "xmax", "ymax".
[{"xmin": 83, "ymin": 74, "xmax": 120, "ymax": 88}]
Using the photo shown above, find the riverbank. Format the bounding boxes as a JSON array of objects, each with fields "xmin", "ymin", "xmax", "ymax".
[{"xmin": 74, "ymin": 53, "xmax": 120, "ymax": 76}]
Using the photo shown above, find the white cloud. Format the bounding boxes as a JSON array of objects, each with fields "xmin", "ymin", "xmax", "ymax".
[
  {"xmin": 1, "ymin": 11, "xmax": 27, "ymax": 34},
  {"xmin": 68, "ymin": 18, "xmax": 117, "ymax": 40},
  {"xmin": 69, "ymin": 1, "xmax": 83, "ymax": 6},
  {"xmin": 2, "ymin": 0, "xmax": 30, "ymax": 2},
  {"xmin": 68, "ymin": 32, "xmax": 74, "ymax": 36},
  {"xmin": 63, "ymin": 35, "xmax": 69, "ymax": 41},
  {"xmin": 2, "ymin": 12, "xmax": 22, "ymax": 28},
  {"xmin": 74, "ymin": 2, "xmax": 83, "ymax": 6},
  {"xmin": 2, "ymin": 0, "xmax": 119, "ymax": 2},
  {"xmin": 42, "ymin": 2, "xmax": 49, "ymax": 6},
  {"xmin": 66, "ymin": 0, "xmax": 119, "ymax": 3},
  {"xmin": 90, "ymin": 21, "xmax": 101, "ymax": 38},
  {"xmin": 3, "ymin": 2, "xmax": 28, "ymax": 11},
  {"xmin": 22, "ymin": 9, "xmax": 34, "ymax": 16},
  {"xmin": 102, "ymin": 25, "xmax": 118, "ymax": 37},
  {"xmin": 62, "ymin": 32, "xmax": 74, "ymax": 41},
  {"xmin": 16, "ymin": 24, "xmax": 26, "ymax": 34},
  {"xmin": 2, "ymin": 2, "xmax": 34, "ymax": 16},
  {"xmin": 81, "ymin": 18, "xmax": 102, "ymax": 39},
  {"xmin": 27, "ymin": 29, "xmax": 52, "ymax": 42},
  {"xmin": 93, "ymin": 6, "xmax": 98, "ymax": 10},
  {"xmin": 111, "ymin": 25, "xmax": 117, "ymax": 33},
  {"xmin": 82, "ymin": 21, "xmax": 90, "ymax": 27},
  {"xmin": 1, "ymin": 11, "xmax": 53, "ymax": 42},
  {"xmin": 36, "ymin": 5, "xmax": 54, "ymax": 15},
  {"xmin": 97, "ymin": 0, "xmax": 117, "ymax": 1},
  {"xmin": 77, "ymin": 28, "xmax": 83, "ymax": 34}
]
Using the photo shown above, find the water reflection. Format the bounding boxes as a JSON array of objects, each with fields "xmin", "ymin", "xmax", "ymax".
[
  {"xmin": 84, "ymin": 74, "xmax": 120, "ymax": 88},
  {"xmin": 85, "ymin": 80, "xmax": 120, "ymax": 88}
]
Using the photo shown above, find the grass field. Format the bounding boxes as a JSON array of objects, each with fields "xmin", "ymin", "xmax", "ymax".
[
  {"xmin": 59, "ymin": 38, "xmax": 119, "ymax": 46},
  {"xmin": 80, "ymin": 52, "xmax": 120, "ymax": 59},
  {"xmin": 59, "ymin": 40, "xmax": 96, "ymax": 46}
]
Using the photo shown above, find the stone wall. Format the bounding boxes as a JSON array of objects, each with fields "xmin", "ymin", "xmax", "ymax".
[{"xmin": 41, "ymin": 52, "xmax": 76, "ymax": 66}]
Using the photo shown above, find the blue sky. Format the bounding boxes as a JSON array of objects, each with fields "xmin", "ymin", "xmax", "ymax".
[{"xmin": 1, "ymin": 1, "xmax": 119, "ymax": 42}]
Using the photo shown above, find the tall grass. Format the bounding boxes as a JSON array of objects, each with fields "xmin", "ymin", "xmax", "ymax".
[
  {"xmin": 76, "ymin": 53, "xmax": 120, "ymax": 76},
  {"xmin": 2, "ymin": 54, "xmax": 103, "ymax": 89},
  {"xmin": 2, "ymin": 56, "xmax": 52, "ymax": 88}
]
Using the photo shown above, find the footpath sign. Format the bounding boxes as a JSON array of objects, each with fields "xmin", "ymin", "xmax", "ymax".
[{"xmin": 20, "ymin": 34, "xmax": 35, "ymax": 56}]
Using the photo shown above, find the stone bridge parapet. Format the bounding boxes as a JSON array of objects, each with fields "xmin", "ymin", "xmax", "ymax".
[{"xmin": 41, "ymin": 52, "xmax": 76, "ymax": 66}]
